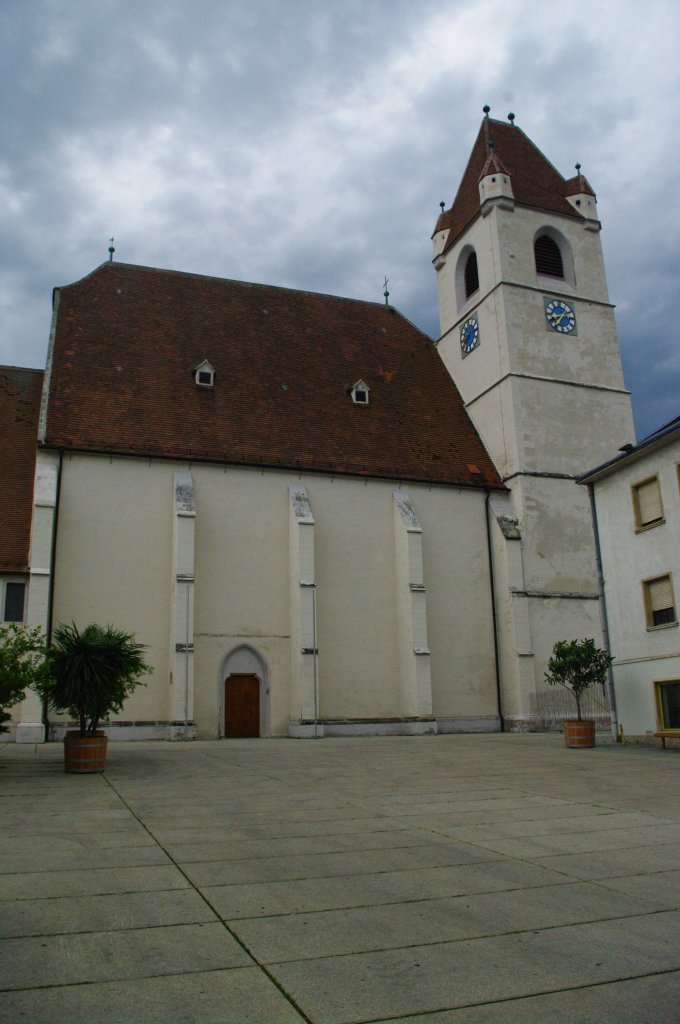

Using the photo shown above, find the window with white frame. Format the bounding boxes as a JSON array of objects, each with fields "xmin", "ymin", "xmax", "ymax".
[
  {"xmin": 2, "ymin": 579, "xmax": 26, "ymax": 623},
  {"xmin": 643, "ymin": 574, "xmax": 677, "ymax": 629},
  {"xmin": 632, "ymin": 475, "xmax": 664, "ymax": 531}
]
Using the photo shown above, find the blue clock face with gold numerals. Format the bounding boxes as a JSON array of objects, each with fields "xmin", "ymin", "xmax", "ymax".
[
  {"xmin": 544, "ymin": 297, "xmax": 577, "ymax": 335},
  {"xmin": 460, "ymin": 315, "xmax": 480, "ymax": 355}
]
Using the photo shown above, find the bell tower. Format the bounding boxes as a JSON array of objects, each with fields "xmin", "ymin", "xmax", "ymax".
[{"xmin": 433, "ymin": 109, "xmax": 635, "ymax": 728}]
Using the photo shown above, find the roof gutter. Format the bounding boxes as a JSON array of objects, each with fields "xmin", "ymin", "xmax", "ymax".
[
  {"xmin": 43, "ymin": 449, "xmax": 63, "ymax": 742},
  {"xmin": 586, "ymin": 482, "xmax": 618, "ymax": 741}
]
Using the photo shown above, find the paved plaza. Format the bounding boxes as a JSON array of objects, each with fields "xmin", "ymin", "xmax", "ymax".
[{"xmin": 0, "ymin": 733, "xmax": 679, "ymax": 1023}]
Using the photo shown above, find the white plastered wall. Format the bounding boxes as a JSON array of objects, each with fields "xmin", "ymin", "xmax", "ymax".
[
  {"xmin": 25, "ymin": 452, "xmax": 502, "ymax": 738},
  {"xmin": 591, "ymin": 435, "xmax": 680, "ymax": 737}
]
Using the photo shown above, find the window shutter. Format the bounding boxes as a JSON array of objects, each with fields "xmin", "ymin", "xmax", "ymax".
[
  {"xmin": 649, "ymin": 576, "xmax": 674, "ymax": 613},
  {"xmin": 534, "ymin": 235, "xmax": 564, "ymax": 278},
  {"xmin": 3, "ymin": 582, "xmax": 25, "ymax": 622},
  {"xmin": 636, "ymin": 478, "xmax": 662, "ymax": 526}
]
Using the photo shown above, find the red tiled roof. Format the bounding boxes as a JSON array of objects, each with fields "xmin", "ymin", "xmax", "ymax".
[
  {"xmin": 434, "ymin": 118, "xmax": 585, "ymax": 250},
  {"xmin": 563, "ymin": 173, "xmax": 596, "ymax": 197},
  {"xmin": 42, "ymin": 262, "xmax": 502, "ymax": 489},
  {"xmin": 0, "ymin": 367, "xmax": 43, "ymax": 572}
]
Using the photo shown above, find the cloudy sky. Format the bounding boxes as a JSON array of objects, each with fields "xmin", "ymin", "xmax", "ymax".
[{"xmin": 2, "ymin": 0, "xmax": 678, "ymax": 441}]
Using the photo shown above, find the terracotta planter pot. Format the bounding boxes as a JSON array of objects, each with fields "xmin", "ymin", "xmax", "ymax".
[
  {"xmin": 64, "ymin": 731, "xmax": 108, "ymax": 773},
  {"xmin": 563, "ymin": 719, "xmax": 595, "ymax": 748}
]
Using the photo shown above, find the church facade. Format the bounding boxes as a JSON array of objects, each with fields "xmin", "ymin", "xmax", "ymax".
[{"xmin": 5, "ymin": 114, "xmax": 635, "ymax": 741}]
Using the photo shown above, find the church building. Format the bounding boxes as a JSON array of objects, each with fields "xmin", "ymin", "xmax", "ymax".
[{"xmin": 3, "ymin": 112, "xmax": 635, "ymax": 741}]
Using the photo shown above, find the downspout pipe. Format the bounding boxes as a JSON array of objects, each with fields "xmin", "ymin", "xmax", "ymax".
[
  {"xmin": 43, "ymin": 449, "xmax": 63, "ymax": 742},
  {"xmin": 485, "ymin": 491, "xmax": 505, "ymax": 732},
  {"xmin": 587, "ymin": 482, "xmax": 618, "ymax": 740}
]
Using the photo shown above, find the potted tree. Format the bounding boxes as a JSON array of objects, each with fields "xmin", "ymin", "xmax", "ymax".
[
  {"xmin": 0, "ymin": 624, "xmax": 46, "ymax": 735},
  {"xmin": 545, "ymin": 638, "xmax": 613, "ymax": 747},
  {"xmin": 36, "ymin": 623, "xmax": 148, "ymax": 772}
]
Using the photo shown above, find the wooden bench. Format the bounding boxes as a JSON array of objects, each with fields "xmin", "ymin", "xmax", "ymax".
[{"xmin": 654, "ymin": 731, "xmax": 680, "ymax": 749}]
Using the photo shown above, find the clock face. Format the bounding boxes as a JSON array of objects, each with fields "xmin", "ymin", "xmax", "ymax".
[
  {"xmin": 545, "ymin": 298, "xmax": 576, "ymax": 334},
  {"xmin": 460, "ymin": 315, "xmax": 480, "ymax": 355}
]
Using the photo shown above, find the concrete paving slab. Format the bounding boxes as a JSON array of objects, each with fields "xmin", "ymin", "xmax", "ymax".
[
  {"xmin": 0, "ymin": 967, "xmax": 307, "ymax": 1024},
  {"xmin": 0, "ymin": 843, "xmax": 172, "ymax": 873},
  {"xmin": 0, "ymin": 825, "xmax": 154, "ymax": 846},
  {"xmin": 228, "ymin": 880, "xmax": 666, "ymax": 962},
  {"xmin": 0, "ymin": 808, "xmax": 140, "ymax": 829},
  {"xmin": 159, "ymin": 826, "xmax": 454, "ymax": 862},
  {"xmin": 380, "ymin": 801, "xmax": 625, "ymax": 830},
  {"xmin": 0, "ymin": 863, "xmax": 189, "ymax": 901},
  {"xmin": 204, "ymin": 859, "xmax": 571, "ymax": 919},
  {"xmin": 181, "ymin": 840, "xmax": 502, "ymax": 887},
  {"xmin": 384, "ymin": 970, "xmax": 680, "ymax": 1023},
  {"xmin": 0, "ymin": 827, "xmax": 155, "ymax": 851},
  {"xmin": 269, "ymin": 911, "xmax": 680, "ymax": 1023},
  {"xmin": 452, "ymin": 823, "xmax": 680, "ymax": 859},
  {"xmin": 596, "ymin": 869, "xmax": 680, "ymax": 907},
  {"xmin": 0, "ymin": 921, "xmax": 253, "ymax": 990},
  {"xmin": 0, "ymin": 887, "xmax": 215, "ymax": 938},
  {"xmin": 530, "ymin": 841, "xmax": 680, "ymax": 880},
  {"xmin": 442, "ymin": 810, "xmax": 672, "ymax": 841}
]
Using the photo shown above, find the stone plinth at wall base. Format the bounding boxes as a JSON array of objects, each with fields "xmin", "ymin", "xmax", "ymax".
[
  {"xmin": 291, "ymin": 719, "xmax": 438, "ymax": 737},
  {"xmin": 436, "ymin": 716, "xmax": 501, "ymax": 734},
  {"xmin": 620, "ymin": 734, "xmax": 680, "ymax": 748},
  {"xmin": 288, "ymin": 722, "xmax": 326, "ymax": 738},
  {"xmin": 48, "ymin": 722, "xmax": 197, "ymax": 742},
  {"xmin": 503, "ymin": 715, "xmax": 542, "ymax": 733},
  {"xmin": 169, "ymin": 724, "xmax": 198, "ymax": 740},
  {"xmin": 15, "ymin": 723, "xmax": 45, "ymax": 743}
]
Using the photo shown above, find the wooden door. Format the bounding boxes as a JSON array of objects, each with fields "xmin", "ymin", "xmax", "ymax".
[{"xmin": 225, "ymin": 674, "xmax": 260, "ymax": 737}]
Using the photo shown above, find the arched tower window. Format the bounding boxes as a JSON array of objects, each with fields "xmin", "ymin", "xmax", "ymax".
[
  {"xmin": 464, "ymin": 251, "xmax": 479, "ymax": 298},
  {"xmin": 534, "ymin": 234, "xmax": 564, "ymax": 278},
  {"xmin": 455, "ymin": 244, "xmax": 480, "ymax": 311}
]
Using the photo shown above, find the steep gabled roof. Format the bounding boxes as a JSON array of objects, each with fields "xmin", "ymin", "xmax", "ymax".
[
  {"xmin": 0, "ymin": 366, "xmax": 43, "ymax": 572},
  {"xmin": 42, "ymin": 262, "xmax": 502, "ymax": 489},
  {"xmin": 434, "ymin": 117, "xmax": 585, "ymax": 251}
]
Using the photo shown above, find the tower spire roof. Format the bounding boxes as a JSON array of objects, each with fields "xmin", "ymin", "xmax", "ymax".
[{"xmin": 434, "ymin": 117, "xmax": 589, "ymax": 250}]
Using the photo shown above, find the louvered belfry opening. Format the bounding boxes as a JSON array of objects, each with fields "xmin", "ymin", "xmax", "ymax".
[
  {"xmin": 534, "ymin": 234, "xmax": 564, "ymax": 278},
  {"xmin": 464, "ymin": 250, "xmax": 479, "ymax": 298}
]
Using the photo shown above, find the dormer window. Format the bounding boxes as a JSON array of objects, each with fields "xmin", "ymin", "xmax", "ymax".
[
  {"xmin": 194, "ymin": 360, "xmax": 215, "ymax": 388},
  {"xmin": 351, "ymin": 380, "xmax": 370, "ymax": 406}
]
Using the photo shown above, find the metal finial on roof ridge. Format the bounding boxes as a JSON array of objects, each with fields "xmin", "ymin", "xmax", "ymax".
[
  {"xmin": 383, "ymin": 275, "xmax": 390, "ymax": 307},
  {"xmin": 439, "ymin": 201, "xmax": 445, "ymax": 211},
  {"xmin": 575, "ymin": 162, "xmax": 582, "ymax": 174},
  {"xmin": 483, "ymin": 104, "xmax": 491, "ymax": 118},
  {"xmin": 108, "ymin": 237, "xmax": 115, "ymax": 262},
  {"xmin": 508, "ymin": 112, "xmax": 515, "ymax": 125}
]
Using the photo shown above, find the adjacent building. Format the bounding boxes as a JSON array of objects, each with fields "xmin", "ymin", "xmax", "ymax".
[{"xmin": 579, "ymin": 416, "xmax": 680, "ymax": 742}]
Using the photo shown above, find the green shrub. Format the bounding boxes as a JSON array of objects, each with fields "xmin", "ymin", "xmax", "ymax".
[{"xmin": 0, "ymin": 624, "xmax": 46, "ymax": 733}]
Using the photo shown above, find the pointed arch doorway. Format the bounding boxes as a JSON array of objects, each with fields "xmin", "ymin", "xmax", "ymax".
[{"xmin": 221, "ymin": 646, "xmax": 269, "ymax": 738}]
